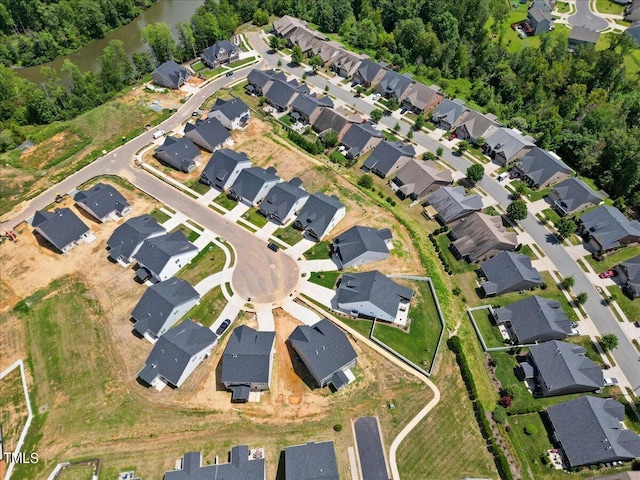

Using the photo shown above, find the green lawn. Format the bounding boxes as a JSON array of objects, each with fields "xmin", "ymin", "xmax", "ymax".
[
  {"xmin": 511, "ymin": 180, "xmax": 550, "ymax": 202},
  {"xmin": 304, "ymin": 241, "xmax": 332, "ymax": 260},
  {"xmin": 176, "ymin": 243, "xmax": 226, "ymax": 285},
  {"xmin": 506, "ymin": 413, "xmax": 556, "ymax": 479},
  {"xmin": 470, "ymin": 308, "xmax": 506, "ymax": 349},
  {"xmin": 191, "ymin": 61, "xmax": 205, "ymax": 72},
  {"xmin": 556, "ymin": 1, "xmax": 571, "ymax": 13},
  {"xmin": 541, "ymin": 208, "xmax": 561, "ymax": 226},
  {"xmin": 241, "ymin": 207, "xmax": 269, "ymax": 228},
  {"xmin": 595, "ymin": 0, "xmax": 625, "ymax": 15},
  {"xmin": 566, "ymin": 335, "xmax": 603, "ymax": 365},
  {"xmin": 518, "ymin": 244, "xmax": 538, "ymax": 260},
  {"xmin": 607, "ymin": 286, "xmax": 640, "ymax": 321},
  {"xmin": 273, "ymin": 224, "xmax": 303, "ymax": 246},
  {"xmin": 184, "ymin": 286, "xmax": 227, "ymax": 327},
  {"xmin": 435, "ymin": 233, "xmax": 479, "ymax": 274},
  {"xmin": 183, "ymin": 179, "xmax": 211, "ymax": 195},
  {"xmin": 229, "ymin": 56, "xmax": 256, "ymax": 69},
  {"xmin": 308, "ymin": 271, "xmax": 341, "ymax": 289},
  {"xmin": 585, "ymin": 244, "xmax": 640, "ymax": 272},
  {"xmin": 383, "ymin": 131, "xmax": 400, "ymax": 142},
  {"xmin": 203, "ymin": 67, "xmax": 227, "ymax": 79},
  {"xmin": 148, "ymin": 207, "xmax": 171, "ymax": 224},
  {"xmin": 279, "ymin": 114, "xmax": 294, "ymax": 126},
  {"xmin": 213, "ymin": 193, "xmax": 237, "ymax": 211},
  {"xmin": 170, "ymin": 224, "xmax": 200, "ymax": 242}
]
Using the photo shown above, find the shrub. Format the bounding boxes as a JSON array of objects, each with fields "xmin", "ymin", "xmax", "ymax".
[
  {"xmin": 452, "ymin": 286, "xmax": 462, "ymax": 296},
  {"xmin": 287, "ymin": 128, "xmax": 323, "ymax": 155},
  {"xmin": 524, "ymin": 424, "xmax": 537, "ymax": 436},
  {"xmin": 333, "ymin": 423, "xmax": 343, "ymax": 432},
  {"xmin": 499, "ymin": 395, "xmax": 513, "ymax": 408}
]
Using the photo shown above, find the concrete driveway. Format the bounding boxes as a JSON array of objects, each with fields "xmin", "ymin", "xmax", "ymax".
[
  {"xmin": 569, "ymin": 0, "xmax": 608, "ymax": 30},
  {"xmin": 281, "ymin": 297, "xmax": 322, "ymax": 325}
]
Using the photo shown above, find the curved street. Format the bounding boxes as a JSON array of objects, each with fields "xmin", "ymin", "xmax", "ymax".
[{"xmin": 568, "ymin": 0, "xmax": 609, "ymax": 30}]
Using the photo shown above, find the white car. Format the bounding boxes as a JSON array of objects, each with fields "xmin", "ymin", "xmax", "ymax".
[
  {"xmin": 371, "ymin": 93, "xmax": 381, "ymax": 102},
  {"xmin": 152, "ymin": 129, "xmax": 166, "ymax": 139},
  {"xmin": 496, "ymin": 173, "xmax": 507, "ymax": 182}
]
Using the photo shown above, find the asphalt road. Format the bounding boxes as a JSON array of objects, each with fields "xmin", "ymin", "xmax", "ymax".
[
  {"xmin": 1, "ymin": 60, "xmax": 300, "ymax": 305},
  {"xmin": 568, "ymin": 0, "xmax": 608, "ymax": 30},
  {"xmin": 249, "ymin": 34, "xmax": 640, "ymax": 388},
  {"xmin": 354, "ymin": 417, "xmax": 389, "ymax": 480}
]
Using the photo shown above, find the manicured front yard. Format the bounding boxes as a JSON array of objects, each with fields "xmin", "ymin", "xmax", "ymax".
[
  {"xmin": 273, "ymin": 224, "xmax": 303, "ymax": 246},
  {"xmin": 229, "ymin": 56, "xmax": 256, "ymax": 69},
  {"xmin": 607, "ymin": 286, "xmax": 640, "ymax": 322},
  {"xmin": 518, "ymin": 244, "xmax": 538, "ymax": 260},
  {"xmin": 149, "ymin": 207, "xmax": 171, "ymax": 224},
  {"xmin": 585, "ymin": 244, "xmax": 640, "ymax": 273},
  {"xmin": 241, "ymin": 207, "xmax": 269, "ymax": 228},
  {"xmin": 308, "ymin": 270, "xmax": 340, "ymax": 289},
  {"xmin": 304, "ymin": 240, "xmax": 332, "ymax": 260},
  {"xmin": 595, "ymin": 0, "xmax": 625, "ymax": 15},
  {"xmin": 176, "ymin": 243, "xmax": 226, "ymax": 285},
  {"xmin": 170, "ymin": 224, "xmax": 200, "ymax": 242},
  {"xmin": 184, "ymin": 286, "xmax": 227, "ymax": 327},
  {"xmin": 183, "ymin": 178, "xmax": 211, "ymax": 195},
  {"xmin": 213, "ymin": 193, "xmax": 238, "ymax": 211}
]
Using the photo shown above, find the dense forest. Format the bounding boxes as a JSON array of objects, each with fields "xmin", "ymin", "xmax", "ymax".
[
  {"xmin": 1, "ymin": 0, "xmax": 639, "ymax": 208},
  {"xmin": 0, "ymin": 0, "xmax": 156, "ymax": 67}
]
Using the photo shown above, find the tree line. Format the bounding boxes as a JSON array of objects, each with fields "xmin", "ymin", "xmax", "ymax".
[
  {"xmin": 236, "ymin": 0, "xmax": 640, "ymax": 208},
  {"xmin": 0, "ymin": 0, "xmax": 156, "ymax": 67}
]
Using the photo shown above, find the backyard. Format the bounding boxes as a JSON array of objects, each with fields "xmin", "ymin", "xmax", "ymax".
[
  {"xmin": 469, "ymin": 307, "xmax": 507, "ymax": 350},
  {"xmin": 435, "ymin": 233, "xmax": 479, "ymax": 274}
]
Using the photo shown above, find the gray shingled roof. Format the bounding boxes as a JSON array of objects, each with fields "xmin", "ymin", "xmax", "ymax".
[
  {"xmin": 340, "ymin": 122, "xmax": 383, "ymax": 158},
  {"xmin": 155, "ymin": 136, "xmax": 201, "ymax": 172},
  {"xmin": 391, "ymin": 160, "xmax": 453, "ymax": 200},
  {"xmin": 288, "ymin": 319, "xmax": 357, "ymax": 387},
  {"xmin": 209, "ymin": 97, "xmax": 249, "ymax": 122},
  {"xmin": 164, "ymin": 447, "xmax": 264, "ymax": 480},
  {"xmin": 107, "ymin": 215, "xmax": 165, "ymax": 262},
  {"xmin": 264, "ymin": 78, "xmax": 308, "ymax": 109},
  {"xmin": 480, "ymin": 251, "xmax": 544, "ymax": 296},
  {"xmin": 618, "ymin": 255, "xmax": 640, "ymax": 292},
  {"xmin": 294, "ymin": 193, "xmax": 345, "ymax": 240},
  {"xmin": 547, "ymin": 396, "xmax": 640, "ymax": 467},
  {"xmin": 570, "ymin": 26, "xmax": 601, "ymax": 44},
  {"xmin": 200, "ymin": 149, "xmax": 251, "ymax": 189},
  {"xmin": 362, "ymin": 140, "xmax": 415, "ymax": 177},
  {"xmin": 403, "ymin": 82, "xmax": 442, "ymax": 111},
  {"xmin": 152, "ymin": 60, "xmax": 189, "ymax": 89},
  {"xmin": 134, "ymin": 231, "xmax": 198, "ymax": 277},
  {"xmin": 131, "ymin": 278, "xmax": 199, "ymax": 338},
  {"xmin": 257, "ymin": 178, "xmax": 308, "ymax": 223},
  {"xmin": 355, "ymin": 59, "xmax": 385, "ymax": 85},
  {"xmin": 284, "ymin": 441, "xmax": 339, "ymax": 480},
  {"xmin": 312, "ymin": 108, "xmax": 352, "ymax": 135},
  {"xmin": 331, "ymin": 225, "xmax": 391, "ymax": 269},
  {"xmin": 454, "ymin": 109, "xmax": 499, "ymax": 139},
  {"xmin": 32, "ymin": 208, "xmax": 90, "ymax": 252},
  {"xmin": 493, "ymin": 295, "xmax": 572, "ymax": 343},
  {"xmin": 579, "ymin": 206, "xmax": 640, "ymax": 251},
  {"xmin": 336, "ymin": 271, "xmax": 414, "ymax": 319},
  {"xmin": 221, "ymin": 326, "xmax": 275, "ymax": 386},
  {"xmin": 246, "ymin": 69, "xmax": 287, "ymax": 92},
  {"xmin": 432, "ymin": 98, "xmax": 467, "ymax": 127},
  {"xmin": 426, "ymin": 186, "xmax": 483, "ymax": 224},
  {"xmin": 529, "ymin": 340, "xmax": 603, "ymax": 394},
  {"xmin": 201, "ymin": 40, "xmax": 239, "ymax": 65},
  {"xmin": 628, "ymin": 21, "xmax": 640, "ymax": 46},
  {"xmin": 229, "ymin": 166, "xmax": 280, "ymax": 204},
  {"xmin": 377, "ymin": 70, "xmax": 412, "ymax": 100},
  {"xmin": 550, "ymin": 178, "xmax": 602, "ymax": 214},
  {"xmin": 74, "ymin": 183, "xmax": 130, "ymax": 220},
  {"xmin": 450, "ymin": 212, "xmax": 518, "ymax": 262},
  {"xmin": 485, "ymin": 127, "xmax": 536, "ymax": 163},
  {"xmin": 515, "ymin": 148, "xmax": 573, "ymax": 187},
  {"xmin": 184, "ymin": 117, "xmax": 230, "ymax": 152},
  {"xmin": 291, "ymin": 93, "xmax": 334, "ymax": 117},
  {"xmin": 138, "ymin": 319, "xmax": 216, "ymax": 387}
]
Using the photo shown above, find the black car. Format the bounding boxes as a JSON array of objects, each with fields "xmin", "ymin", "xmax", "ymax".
[
  {"xmin": 216, "ymin": 319, "xmax": 231, "ymax": 336},
  {"xmin": 225, "ymin": 71, "xmax": 234, "ymax": 77},
  {"xmin": 267, "ymin": 242, "xmax": 279, "ymax": 252}
]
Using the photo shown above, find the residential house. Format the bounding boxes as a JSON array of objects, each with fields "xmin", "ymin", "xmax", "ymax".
[
  {"xmin": 352, "ymin": 59, "xmax": 387, "ymax": 88},
  {"xmin": 627, "ymin": 20, "xmax": 640, "ymax": 46},
  {"xmin": 483, "ymin": 127, "xmax": 536, "ymax": 165},
  {"xmin": 548, "ymin": 178, "xmax": 602, "ymax": 216},
  {"xmin": 137, "ymin": 319, "xmax": 216, "ymax": 389},
  {"xmin": 133, "ymin": 231, "xmax": 198, "ymax": 282},
  {"xmin": 257, "ymin": 178, "xmax": 309, "ymax": 225},
  {"xmin": 330, "ymin": 49, "xmax": 365, "ymax": 78},
  {"xmin": 154, "ymin": 136, "xmax": 201, "ymax": 173},
  {"xmin": 362, "ymin": 140, "xmax": 415, "ymax": 178},
  {"xmin": 264, "ymin": 78, "xmax": 309, "ymax": 112},
  {"xmin": 201, "ymin": 40, "xmax": 240, "ymax": 68},
  {"xmin": 246, "ymin": 69, "xmax": 286, "ymax": 96},
  {"xmin": 274, "ymin": 16, "xmax": 326, "ymax": 53},
  {"xmin": 390, "ymin": 160, "xmax": 453, "ymax": 201},
  {"xmin": 626, "ymin": 0, "xmax": 640, "ymax": 21},
  {"xmin": 480, "ymin": 251, "xmax": 544, "ymax": 296},
  {"xmin": 339, "ymin": 121, "xmax": 384, "ymax": 159},
  {"xmin": 106, "ymin": 215, "xmax": 166, "ymax": 265},
  {"xmin": 32, "ymin": 208, "xmax": 91, "ymax": 254},
  {"xmin": 311, "ymin": 107, "xmax": 358, "ymax": 139},
  {"xmin": 291, "ymin": 93, "xmax": 334, "ymax": 124},
  {"xmin": 569, "ymin": 26, "xmax": 601, "ymax": 49},
  {"xmin": 425, "ymin": 186, "xmax": 483, "ymax": 224},
  {"xmin": 131, "ymin": 278, "xmax": 200, "ymax": 341},
  {"xmin": 164, "ymin": 447, "xmax": 265, "ymax": 480},
  {"xmin": 522, "ymin": 1, "xmax": 554, "ymax": 35},
  {"xmin": 228, "ymin": 166, "xmax": 281, "ymax": 206},
  {"xmin": 293, "ymin": 192, "xmax": 346, "ymax": 241},
  {"xmin": 208, "ymin": 98, "xmax": 250, "ymax": 130},
  {"xmin": 283, "ymin": 441, "xmax": 339, "ymax": 480},
  {"xmin": 288, "ymin": 318, "xmax": 358, "ymax": 390},
  {"xmin": 221, "ymin": 326, "xmax": 275, "ymax": 402},
  {"xmin": 452, "ymin": 110, "xmax": 499, "ymax": 144},
  {"xmin": 375, "ymin": 70, "xmax": 413, "ymax": 103},
  {"xmin": 74, "ymin": 183, "xmax": 131, "ymax": 223},
  {"xmin": 578, "ymin": 205, "xmax": 640, "ymax": 252},
  {"xmin": 335, "ymin": 270, "xmax": 414, "ymax": 324},
  {"xmin": 331, "ymin": 225, "xmax": 392, "ymax": 269},
  {"xmin": 273, "ymin": 15, "xmax": 311, "ymax": 38},
  {"xmin": 152, "ymin": 60, "xmax": 190, "ymax": 89},
  {"xmin": 449, "ymin": 212, "xmax": 518, "ymax": 263},
  {"xmin": 546, "ymin": 396, "xmax": 640, "ymax": 467},
  {"xmin": 615, "ymin": 255, "xmax": 640, "ymax": 298},
  {"xmin": 514, "ymin": 148, "xmax": 574, "ymax": 189},
  {"xmin": 432, "ymin": 98, "xmax": 468, "ymax": 130},
  {"xmin": 402, "ymin": 83, "xmax": 444, "ymax": 113},
  {"xmin": 184, "ymin": 117, "xmax": 231, "ymax": 153},
  {"xmin": 200, "ymin": 149, "xmax": 251, "ymax": 191},
  {"xmin": 523, "ymin": 340, "xmax": 603, "ymax": 397},
  {"xmin": 493, "ymin": 296, "xmax": 572, "ymax": 344}
]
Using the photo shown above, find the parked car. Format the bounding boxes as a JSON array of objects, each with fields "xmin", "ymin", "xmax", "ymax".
[
  {"xmin": 152, "ymin": 129, "xmax": 165, "ymax": 139},
  {"xmin": 599, "ymin": 270, "xmax": 616, "ymax": 279},
  {"xmin": 215, "ymin": 319, "xmax": 231, "ymax": 336},
  {"xmin": 267, "ymin": 242, "xmax": 279, "ymax": 252},
  {"xmin": 497, "ymin": 173, "xmax": 507, "ymax": 182},
  {"xmin": 509, "ymin": 171, "xmax": 521, "ymax": 179},
  {"xmin": 570, "ymin": 321, "xmax": 579, "ymax": 328},
  {"xmin": 400, "ymin": 108, "xmax": 409, "ymax": 115},
  {"xmin": 371, "ymin": 93, "xmax": 381, "ymax": 101},
  {"xmin": 225, "ymin": 71, "xmax": 234, "ymax": 77},
  {"xmin": 569, "ymin": 328, "xmax": 581, "ymax": 336}
]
